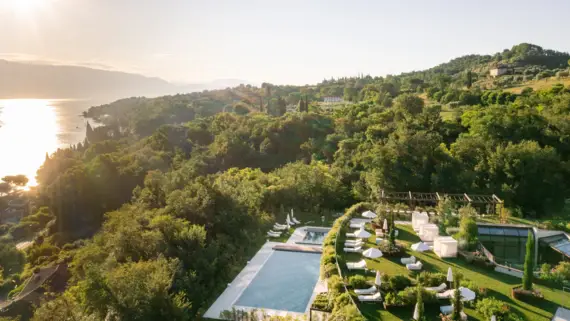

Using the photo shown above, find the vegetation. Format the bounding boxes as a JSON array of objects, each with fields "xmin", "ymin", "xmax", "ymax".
[
  {"xmin": 1, "ymin": 42, "xmax": 569, "ymax": 320},
  {"xmin": 340, "ymin": 224, "xmax": 570, "ymax": 321},
  {"xmin": 522, "ymin": 231, "xmax": 534, "ymax": 290}
]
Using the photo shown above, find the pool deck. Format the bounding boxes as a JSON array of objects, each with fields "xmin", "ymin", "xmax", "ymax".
[{"xmin": 203, "ymin": 226, "xmax": 330, "ymax": 320}]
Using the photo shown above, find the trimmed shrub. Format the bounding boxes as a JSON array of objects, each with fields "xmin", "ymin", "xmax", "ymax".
[
  {"xmin": 476, "ymin": 297, "xmax": 523, "ymax": 321},
  {"xmin": 378, "ymin": 241, "xmax": 404, "ymax": 257},
  {"xmin": 327, "ymin": 275, "xmax": 344, "ymax": 295},
  {"xmin": 348, "ymin": 275, "xmax": 368, "ymax": 289},
  {"xmin": 417, "ymin": 272, "xmax": 447, "ymax": 287},
  {"xmin": 388, "ymin": 274, "xmax": 412, "ymax": 291}
]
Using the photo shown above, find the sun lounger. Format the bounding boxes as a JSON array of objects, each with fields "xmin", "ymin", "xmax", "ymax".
[
  {"xmin": 425, "ymin": 283, "xmax": 447, "ymax": 292},
  {"xmin": 344, "ymin": 246, "xmax": 363, "ymax": 253},
  {"xmin": 375, "ymin": 229, "xmax": 384, "ymax": 237},
  {"xmin": 439, "ymin": 306, "xmax": 467, "ymax": 320},
  {"xmin": 274, "ymin": 222, "xmax": 287, "ymax": 228},
  {"xmin": 406, "ymin": 261, "xmax": 423, "ymax": 271},
  {"xmin": 354, "ymin": 285, "xmax": 377, "ymax": 295},
  {"xmin": 286, "ymin": 217, "xmax": 295, "ymax": 226},
  {"xmin": 347, "ymin": 260, "xmax": 367, "ymax": 270},
  {"xmin": 346, "ymin": 232, "xmax": 356, "ymax": 238},
  {"xmin": 358, "ymin": 292, "xmax": 382, "ymax": 302},
  {"xmin": 345, "ymin": 238, "xmax": 362, "ymax": 244},
  {"xmin": 267, "ymin": 231, "xmax": 281, "ymax": 237},
  {"xmin": 292, "ymin": 217, "xmax": 301, "ymax": 224},
  {"xmin": 344, "ymin": 240, "xmax": 363, "ymax": 247},
  {"xmin": 436, "ymin": 289, "xmax": 453, "ymax": 299},
  {"xmin": 273, "ymin": 224, "xmax": 287, "ymax": 231},
  {"xmin": 350, "ymin": 222, "xmax": 365, "ymax": 229},
  {"xmin": 400, "ymin": 256, "xmax": 416, "ymax": 265},
  {"xmin": 440, "ymin": 305, "xmax": 452, "ymax": 314}
]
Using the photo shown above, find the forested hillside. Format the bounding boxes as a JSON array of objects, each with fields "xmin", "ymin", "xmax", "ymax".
[{"xmin": 1, "ymin": 43, "xmax": 570, "ymax": 320}]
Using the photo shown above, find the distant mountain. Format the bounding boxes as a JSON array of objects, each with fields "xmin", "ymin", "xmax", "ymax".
[{"xmin": 0, "ymin": 60, "xmax": 250, "ymax": 100}]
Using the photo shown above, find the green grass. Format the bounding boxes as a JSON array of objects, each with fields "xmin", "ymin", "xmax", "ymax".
[
  {"xmin": 339, "ymin": 224, "xmax": 570, "ymax": 321},
  {"xmin": 503, "ymin": 77, "xmax": 570, "ymax": 94}
]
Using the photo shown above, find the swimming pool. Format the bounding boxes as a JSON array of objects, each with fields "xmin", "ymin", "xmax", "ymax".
[
  {"xmin": 300, "ymin": 230, "xmax": 327, "ymax": 244},
  {"xmin": 234, "ymin": 250, "xmax": 321, "ymax": 313}
]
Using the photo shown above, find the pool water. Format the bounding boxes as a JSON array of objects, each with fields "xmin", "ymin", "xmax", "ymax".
[
  {"xmin": 234, "ymin": 250, "xmax": 321, "ymax": 313},
  {"xmin": 301, "ymin": 231, "xmax": 327, "ymax": 244}
]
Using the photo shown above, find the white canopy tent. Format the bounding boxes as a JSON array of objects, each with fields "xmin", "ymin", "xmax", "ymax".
[
  {"xmin": 434, "ymin": 236, "xmax": 458, "ymax": 258},
  {"xmin": 411, "ymin": 242, "xmax": 430, "ymax": 252},
  {"xmin": 412, "ymin": 212, "xmax": 429, "ymax": 231},
  {"xmin": 419, "ymin": 224, "xmax": 440, "ymax": 242},
  {"xmin": 362, "ymin": 210, "xmax": 377, "ymax": 219}
]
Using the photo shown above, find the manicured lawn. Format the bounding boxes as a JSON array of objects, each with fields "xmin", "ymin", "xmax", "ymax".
[{"xmin": 339, "ymin": 224, "xmax": 570, "ymax": 321}]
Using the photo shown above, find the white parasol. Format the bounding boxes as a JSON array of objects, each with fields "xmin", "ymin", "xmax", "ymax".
[
  {"xmin": 355, "ymin": 228, "xmax": 371, "ymax": 238},
  {"xmin": 363, "ymin": 248, "xmax": 383, "ymax": 259},
  {"xmin": 362, "ymin": 210, "xmax": 377, "ymax": 219},
  {"xmin": 374, "ymin": 270, "xmax": 382, "ymax": 286},
  {"xmin": 411, "ymin": 242, "xmax": 430, "ymax": 252}
]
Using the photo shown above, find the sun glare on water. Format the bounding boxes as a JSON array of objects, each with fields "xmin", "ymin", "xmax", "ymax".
[{"xmin": 0, "ymin": 99, "xmax": 58, "ymax": 187}]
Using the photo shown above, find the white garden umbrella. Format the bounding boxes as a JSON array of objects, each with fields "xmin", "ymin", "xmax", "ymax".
[
  {"xmin": 413, "ymin": 303, "xmax": 420, "ymax": 320},
  {"xmin": 374, "ymin": 270, "xmax": 382, "ymax": 287},
  {"xmin": 355, "ymin": 228, "xmax": 371, "ymax": 238},
  {"xmin": 454, "ymin": 287, "xmax": 476, "ymax": 302},
  {"xmin": 490, "ymin": 316, "xmax": 497, "ymax": 321},
  {"xmin": 363, "ymin": 248, "xmax": 383, "ymax": 259},
  {"xmin": 362, "ymin": 210, "xmax": 377, "ymax": 219},
  {"xmin": 383, "ymin": 219, "xmax": 388, "ymax": 230},
  {"xmin": 411, "ymin": 242, "xmax": 430, "ymax": 252},
  {"xmin": 447, "ymin": 267, "xmax": 453, "ymax": 283}
]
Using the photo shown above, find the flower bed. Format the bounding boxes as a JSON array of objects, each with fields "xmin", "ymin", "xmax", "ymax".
[{"xmin": 511, "ymin": 285, "xmax": 544, "ymax": 302}]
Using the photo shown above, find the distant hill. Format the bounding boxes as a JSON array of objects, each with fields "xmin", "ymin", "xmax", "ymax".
[{"xmin": 0, "ymin": 60, "xmax": 251, "ymax": 100}]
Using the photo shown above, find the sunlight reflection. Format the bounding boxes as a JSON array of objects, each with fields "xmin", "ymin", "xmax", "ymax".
[{"xmin": 0, "ymin": 99, "xmax": 58, "ymax": 186}]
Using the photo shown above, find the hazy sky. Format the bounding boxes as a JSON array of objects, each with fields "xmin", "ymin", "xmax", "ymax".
[{"xmin": 0, "ymin": 0, "xmax": 569, "ymax": 85}]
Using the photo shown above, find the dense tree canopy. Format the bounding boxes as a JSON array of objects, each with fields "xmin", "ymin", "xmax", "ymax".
[{"xmin": 3, "ymin": 42, "xmax": 569, "ymax": 320}]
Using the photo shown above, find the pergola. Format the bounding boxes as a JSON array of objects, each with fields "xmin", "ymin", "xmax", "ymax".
[{"xmin": 379, "ymin": 190, "xmax": 503, "ymax": 215}]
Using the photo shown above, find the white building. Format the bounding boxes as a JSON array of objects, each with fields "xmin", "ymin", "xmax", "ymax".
[{"xmin": 490, "ymin": 67, "xmax": 508, "ymax": 77}]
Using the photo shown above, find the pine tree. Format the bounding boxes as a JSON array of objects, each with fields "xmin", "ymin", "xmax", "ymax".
[{"xmin": 522, "ymin": 230, "xmax": 534, "ymax": 290}]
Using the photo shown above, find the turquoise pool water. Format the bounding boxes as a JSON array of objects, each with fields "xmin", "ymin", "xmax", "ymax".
[
  {"xmin": 301, "ymin": 230, "xmax": 327, "ymax": 244},
  {"xmin": 234, "ymin": 250, "xmax": 321, "ymax": 313}
]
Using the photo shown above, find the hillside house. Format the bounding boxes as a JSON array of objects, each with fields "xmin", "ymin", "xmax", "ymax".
[{"xmin": 490, "ymin": 66, "xmax": 508, "ymax": 77}]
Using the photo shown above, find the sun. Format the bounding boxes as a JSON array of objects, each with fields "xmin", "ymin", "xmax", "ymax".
[{"xmin": 0, "ymin": 0, "xmax": 45, "ymax": 14}]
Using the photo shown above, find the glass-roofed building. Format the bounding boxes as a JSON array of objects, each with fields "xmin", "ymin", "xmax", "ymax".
[
  {"xmin": 477, "ymin": 223, "xmax": 532, "ymax": 269},
  {"xmin": 537, "ymin": 230, "xmax": 570, "ymax": 265},
  {"xmin": 477, "ymin": 223, "xmax": 570, "ymax": 269}
]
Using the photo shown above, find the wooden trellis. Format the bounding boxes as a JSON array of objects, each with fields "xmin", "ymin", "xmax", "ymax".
[{"xmin": 379, "ymin": 190, "xmax": 503, "ymax": 215}]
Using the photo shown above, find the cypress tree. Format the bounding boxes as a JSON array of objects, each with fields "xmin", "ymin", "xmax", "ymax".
[
  {"xmin": 297, "ymin": 98, "xmax": 304, "ymax": 112},
  {"xmin": 416, "ymin": 285, "xmax": 425, "ymax": 321},
  {"xmin": 522, "ymin": 230, "xmax": 534, "ymax": 290},
  {"xmin": 451, "ymin": 278, "xmax": 462, "ymax": 320}
]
